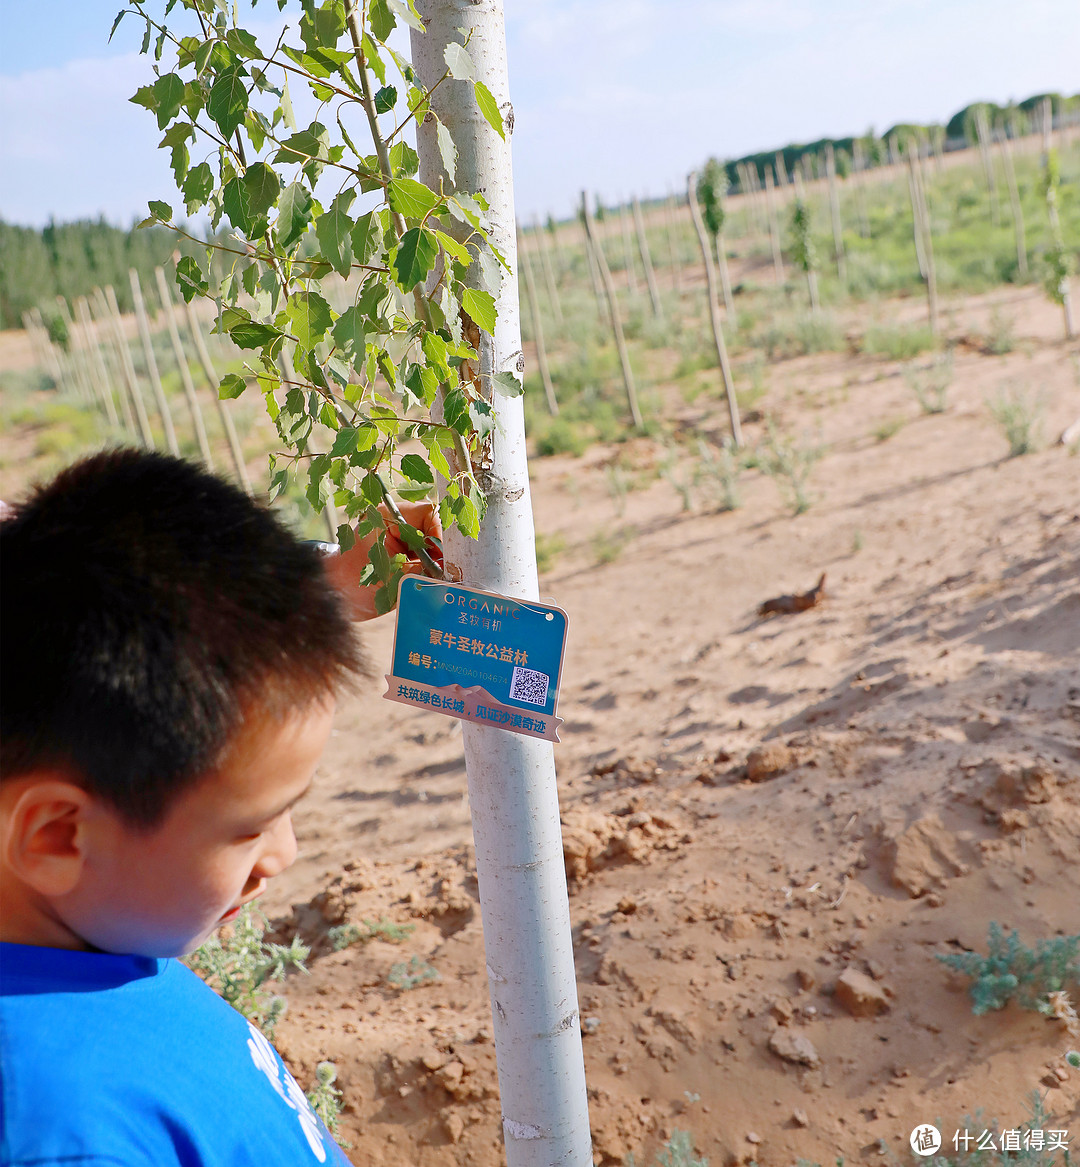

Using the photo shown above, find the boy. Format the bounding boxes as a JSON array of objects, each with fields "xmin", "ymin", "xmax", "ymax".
[{"xmin": 0, "ymin": 449, "xmax": 438, "ymax": 1165}]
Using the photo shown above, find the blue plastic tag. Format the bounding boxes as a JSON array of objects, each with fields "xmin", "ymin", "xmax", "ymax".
[{"xmin": 384, "ymin": 577, "xmax": 568, "ymax": 741}]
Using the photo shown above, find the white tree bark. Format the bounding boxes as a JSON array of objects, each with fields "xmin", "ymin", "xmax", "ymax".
[{"xmin": 410, "ymin": 6, "xmax": 592, "ymax": 1166}]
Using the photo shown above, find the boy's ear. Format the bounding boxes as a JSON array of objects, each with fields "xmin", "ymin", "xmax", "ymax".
[{"xmin": 1, "ymin": 777, "xmax": 93, "ymax": 897}]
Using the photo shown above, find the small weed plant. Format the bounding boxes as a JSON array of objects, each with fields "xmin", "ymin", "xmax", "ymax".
[
  {"xmin": 186, "ymin": 903, "xmax": 309, "ymax": 1040},
  {"xmin": 306, "ymin": 1062, "xmax": 348, "ymax": 1146},
  {"xmin": 988, "ymin": 385, "xmax": 1043, "ymax": 456},
  {"xmin": 627, "ymin": 1129, "xmax": 707, "ymax": 1167},
  {"xmin": 861, "ymin": 322, "xmax": 936, "ymax": 360},
  {"xmin": 328, "ymin": 918, "xmax": 414, "ymax": 952},
  {"xmin": 904, "ymin": 352, "xmax": 954, "ymax": 414},
  {"xmin": 660, "ymin": 445, "xmax": 695, "ymax": 512},
  {"xmin": 387, "ymin": 955, "xmax": 439, "ymax": 991},
  {"xmin": 937, "ymin": 923, "xmax": 1080, "ymax": 1017},
  {"xmin": 872, "ymin": 415, "xmax": 906, "ymax": 442},
  {"xmin": 757, "ymin": 423, "xmax": 823, "ymax": 515},
  {"xmin": 535, "ymin": 531, "xmax": 566, "ymax": 575},
  {"xmin": 985, "ymin": 308, "xmax": 1016, "ymax": 355},
  {"xmin": 696, "ymin": 436, "xmax": 743, "ymax": 512},
  {"xmin": 591, "ymin": 526, "xmax": 632, "ymax": 566}
]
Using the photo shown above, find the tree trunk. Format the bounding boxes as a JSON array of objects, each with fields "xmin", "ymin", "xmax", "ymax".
[
  {"xmin": 687, "ymin": 172, "xmax": 742, "ymax": 448},
  {"xmin": 632, "ymin": 196, "xmax": 663, "ymax": 319},
  {"xmin": 410, "ymin": 8, "xmax": 593, "ymax": 1167},
  {"xmin": 581, "ymin": 193, "xmax": 643, "ymax": 429},
  {"xmin": 825, "ymin": 143, "xmax": 847, "ymax": 286},
  {"xmin": 518, "ymin": 230, "xmax": 559, "ymax": 415},
  {"xmin": 130, "ymin": 269, "xmax": 180, "ymax": 456},
  {"xmin": 181, "ymin": 297, "xmax": 253, "ymax": 494},
  {"xmin": 155, "ymin": 266, "xmax": 214, "ymax": 466}
]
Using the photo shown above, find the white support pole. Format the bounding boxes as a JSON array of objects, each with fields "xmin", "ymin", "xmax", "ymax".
[{"xmin": 410, "ymin": 6, "xmax": 592, "ymax": 1167}]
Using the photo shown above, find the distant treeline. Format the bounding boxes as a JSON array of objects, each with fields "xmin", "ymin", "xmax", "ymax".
[
  {"xmin": 0, "ymin": 218, "xmax": 209, "ymax": 332},
  {"xmin": 721, "ymin": 91, "xmax": 1080, "ymax": 191}
]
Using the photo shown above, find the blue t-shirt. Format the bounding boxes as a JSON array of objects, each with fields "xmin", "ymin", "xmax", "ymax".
[{"xmin": 0, "ymin": 942, "xmax": 352, "ymax": 1167}]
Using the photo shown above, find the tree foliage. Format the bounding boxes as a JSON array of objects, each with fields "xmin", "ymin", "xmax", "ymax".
[
  {"xmin": 696, "ymin": 158, "xmax": 725, "ymax": 240},
  {"xmin": 122, "ymin": 0, "xmax": 514, "ymax": 611}
]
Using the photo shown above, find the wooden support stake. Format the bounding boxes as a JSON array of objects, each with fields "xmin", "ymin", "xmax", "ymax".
[
  {"xmin": 181, "ymin": 297, "xmax": 253, "ymax": 494},
  {"xmin": 104, "ymin": 284, "xmax": 155, "ymax": 447},
  {"xmin": 631, "ymin": 197, "xmax": 663, "ymax": 320},
  {"xmin": 130, "ymin": 270, "xmax": 180, "ymax": 456},
  {"xmin": 532, "ymin": 215, "xmax": 563, "ymax": 325},
  {"xmin": 55, "ymin": 297, "xmax": 95, "ymax": 405},
  {"xmin": 518, "ymin": 231, "xmax": 559, "ymax": 416},
  {"xmin": 90, "ymin": 290, "xmax": 136, "ymax": 434},
  {"xmin": 999, "ymin": 135, "xmax": 1028, "ymax": 281},
  {"xmin": 974, "ymin": 106, "xmax": 1000, "ymax": 228},
  {"xmin": 581, "ymin": 191, "xmax": 643, "ymax": 430},
  {"xmin": 75, "ymin": 297, "xmax": 120, "ymax": 429},
  {"xmin": 155, "ymin": 267, "xmax": 215, "ymax": 467},
  {"xmin": 664, "ymin": 193, "xmax": 684, "ymax": 295},
  {"xmin": 619, "ymin": 202, "xmax": 639, "ymax": 296},
  {"xmin": 687, "ymin": 172, "xmax": 742, "ymax": 449},
  {"xmin": 825, "ymin": 143, "xmax": 847, "ymax": 286},
  {"xmin": 764, "ymin": 166, "xmax": 786, "ymax": 285},
  {"xmin": 907, "ymin": 151, "xmax": 939, "ymax": 336}
]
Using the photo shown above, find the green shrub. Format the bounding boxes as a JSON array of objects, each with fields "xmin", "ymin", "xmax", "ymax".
[
  {"xmin": 328, "ymin": 918, "xmax": 414, "ymax": 951},
  {"xmin": 696, "ymin": 436, "xmax": 742, "ymax": 511},
  {"xmin": 903, "ymin": 352, "xmax": 953, "ymax": 414},
  {"xmin": 306, "ymin": 1062, "xmax": 347, "ymax": 1143},
  {"xmin": 985, "ymin": 308, "xmax": 1016, "ymax": 354},
  {"xmin": 756, "ymin": 422, "xmax": 824, "ymax": 515},
  {"xmin": 988, "ymin": 386, "xmax": 1043, "ymax": 456},
  {"xmin": 936, "ymin": 923, "xmax": 1079, "ymax": 1015},
  {"xmin": 861, "ymin": 322, "xmax": 936, "ymax": 360}
]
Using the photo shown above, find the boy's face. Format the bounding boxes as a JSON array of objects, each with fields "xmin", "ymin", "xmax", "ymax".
[{"xmin": 59, "ymin": 698, "xmax": 336, "ymax": 958}]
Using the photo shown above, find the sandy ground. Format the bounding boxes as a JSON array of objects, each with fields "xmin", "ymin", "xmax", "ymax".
[{"xmin": 1, "ymin": 281, "xmax": 1079, "ymax": 1165}]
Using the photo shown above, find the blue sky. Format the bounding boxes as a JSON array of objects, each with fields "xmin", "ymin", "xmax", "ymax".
[{"xmin": 1, "ymin": 0, "xmax": 1078, "ymax": 228}]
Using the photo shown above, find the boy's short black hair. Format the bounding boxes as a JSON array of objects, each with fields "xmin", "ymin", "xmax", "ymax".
[{"xmin": 1, "ymin": 449, "xmax": 365, "ymax": 828}]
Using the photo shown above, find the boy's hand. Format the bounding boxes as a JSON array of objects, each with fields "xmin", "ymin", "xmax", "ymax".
[{"xmin": 323, "ymin": 500, "xmax": 443, "ymax": 621}]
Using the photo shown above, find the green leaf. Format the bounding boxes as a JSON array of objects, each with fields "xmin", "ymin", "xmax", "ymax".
[
  {"xmin": 331, "ymin": 305, "xmax": 366, "ymax": 367},
  {"xmin": 152, "ymin": 73, "xmax": 185, "ymax": 128},
  {"xmin": 208, "ymin": 66, "xmax": 249, "ymax": 140},
  {"xmin": 373, "ymin": 85, "xmax": 397, "ymax": 114},
  {"xmin": 404, "ymin": 363, "xmax": 439, "ymax": 405},
  {"xmin": 276, "ymin": 181, "xmax": 313, "ymax": 250},
  {"xmin": 130, "ymin": 84, "xmax": 157, "ymax": 113},
  {"xmin": 218, "ymin": 373, "xmax": 247, "ymax": 399},
  {"xmin": 350, "ymin": 211, "xmax": 381, "ymax": 264},
  {"xmin": 222, "ymin": 175, "xmax": 253, "ymax": 234},
  {"xmin": 280, "ymin": 72, "xmax": 297, "ymax": 131},
  {"xmin": 300, "ymin": 3, "xmax": 346, "ymax": 52},
  {"xmin": 387, "ymin": 177, "xmax": 439, "ymax": 220},
  {"xmin": 243, "ymin": 161, "xmax": 280, "ymax": 218},
  {"xmin": 109, "ymin": 9, "xmax": 127, "ymax": 42},
  {"xmin": 286, "ymin": 290, "xmax": 334, "ymax": 348},
  {"xmin": 230, "ymin": 322, "xmax": 282, "ymax": 349},
  {"xmin": 225, "ymin": 27, "xmax": 260, "ymax": 58},
  {"xmin": 473, "ymin": 81, "xmax": 504, "ymax": 140},
  {"xmin": 175, "ymin": 257, "xmax": 208, "ymax": 302},
  {"xmin": 148, "ymin": 199, "xmax": 173, "ymax": 221},
  {"xmin": 434, "ymin": 229, "xmax": 470, "ymax": 269},
  {"xmin": 400, "ymin": 453, "xmax": 434, "ymax": 484},
  {"xmin": 386, "ymin": 0, "xmax": 424, "ymax": 32},
  {"xmin": 420, "ymin": 330, "xmax": 451, "ymax": 380},
  {"xmin": 469, "ymin": 397, "xmax": 494, "ymax": 440},
  {"xmin": 388, "ymin": 141, "xmax": 419, "ymax": 177},
  {"xmin": 456, "ymin": 493, "xmax": 481, "ymax": 539},
  {"xmin": 316, "ymin": 189, "xmax": 356, "ymax": 277},
  {"xmin": 443, "ymin": 42, "xmax": 475, "ymax": 82},
  {"xmin": 461, "ymin": 286, "xmax": 497, "ymax": 334},
  {"xmin": 492, "ymin": 370, "xmax": 523, "ymax": 397},
  {"xmin": 368, "ymin": 0, "xmax": 394, "ymax": 41},
  {"xmin": 330, "ymin": 427, "xmax": 361, "ymax": 456},
  {"xmin": 435, "ymin": 121, "xmax": 458, "ymax": 185},
  {"xmin": 392, "ymin": 227, "xmax": 439, "ymax": 290},
  {"xmin": 180, "ymin": 159, "xmax": 214, "ymax": 214}
]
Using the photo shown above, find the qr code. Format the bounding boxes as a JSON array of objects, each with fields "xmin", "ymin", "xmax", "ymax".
[{"xmin": 510, "ymin": 665, "xmax": 549, "ymax": 706}]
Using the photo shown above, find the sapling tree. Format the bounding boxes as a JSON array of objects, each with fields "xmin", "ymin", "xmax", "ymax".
[
  {"xmin": 696, "ymin": 158, "xmax": 735, "ymax": 316},
  {"xmin": 121, "ymin": 0, "xmax": 517, "ymax": 609},
  {"xmin": 1040, "ymin": 149, "xmax": 1076, "ymax": 339},
  {"xmin": 126, "ymin": 6, "xmax": 593, "ymax": 1166},
  {"xmin": 789, "ymin": 190, "xmax": 820, "ymax": 314}
]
